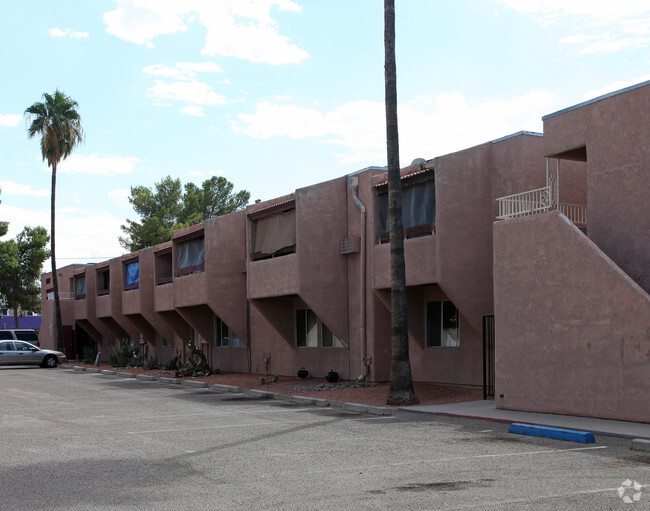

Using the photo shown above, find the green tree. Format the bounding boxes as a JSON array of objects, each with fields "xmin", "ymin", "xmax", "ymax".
[
  {"xmin": 25, "ymin": 90, "xmax": 84, "ymax": 351},
  {"xmin": 0, "ymin": 188, "xmax": 8, "ymax": 238},
  {"xmin": 120, "ymin": 175, "xmax": 250, "ymax": 252},
  {"xmin": 384, "ymin": 0, "xmax": 418, "ymax": 406},
  {"xmin": 0, "ymin": 227, "xmax": 50, "ymax": 328}
]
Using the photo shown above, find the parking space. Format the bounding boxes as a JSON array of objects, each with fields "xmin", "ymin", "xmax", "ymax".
[{"xmin": 1, "ymin": 367, "xmax": 648, "ymax": 510}]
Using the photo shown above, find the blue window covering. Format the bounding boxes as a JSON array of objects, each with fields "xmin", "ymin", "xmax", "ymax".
[{"xmin": 126, "ymin": 261, "xmax": 139, "ymax": 286}]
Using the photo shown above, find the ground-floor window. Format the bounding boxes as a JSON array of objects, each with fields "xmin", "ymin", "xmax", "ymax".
[
  {"xmin": 426, "ymin": 300, "xmax": 460, "ymax": 347},
  {"xmin": 296, "ymin": 309, "xmax": 345, "ymax": 348},
  {"xmin": 214, "ymin": 316, "xmax": 245, "ymax": 347}
]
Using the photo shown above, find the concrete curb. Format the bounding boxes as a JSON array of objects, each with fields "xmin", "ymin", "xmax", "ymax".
[
  {"xmin": 158, "ymin": 377, "xmax": 181, "ymax": 385},
  {"xmin": 632, "ymin": 438, "xmax": 650, "ymax": 452},
  {"xmin": 62, "ymin": 367, "xmax": 394, "ymax": 416},
  {"xmin": 182, "ymin": 380, "xmax": 209, "ymax": 389},
  {"xmin": 136, "ymin": 374, "xmax": 157, "ymax": 381}
]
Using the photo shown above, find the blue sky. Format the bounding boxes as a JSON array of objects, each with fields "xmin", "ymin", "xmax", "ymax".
[{"xmin": 1, "ymin": 0, "xmax": 649, "ymax": 267}]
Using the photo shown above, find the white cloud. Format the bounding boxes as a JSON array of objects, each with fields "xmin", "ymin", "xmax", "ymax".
[
  {"xmin": 107, "ymin": 188, "xmax": 132, "ymax": 209},
  {"xmin": 142, "ymin": 62, "xmax": 223, "ymax": 80},
  {"xmin": 179, "ymin": 105, "xmax": 205, "ymax": 117},
  {"xmin": 496, "ymin": 0, "xmax": 650, "ymax": 54},
  {"xmin": 148, "ymin": 80, "xmax": 227, "ymax": 106},
  {"xmin": 0, "ymin": 114, "xmax": 21, "ymax": 127},
  {"xmin": 57, "ymin": 154, "xmax": 140, "ymax": 175},
  {"xmin": 234, "ymin": 90, "xmax": 557, "ymax": 165},
  {"xmin": 582, "ymin": 74, "xmax": 650, "ymax": 100},
  {"xmin": 48, "ymin": 27, "xmax": 89, "ymax": 38},
  {"xmin": 103, "ymin": 0, "xmax": 308, "ymax": 64},
  {"xmin": 0, "ymin": 181, "xmax": 49, "ymax": 197}
]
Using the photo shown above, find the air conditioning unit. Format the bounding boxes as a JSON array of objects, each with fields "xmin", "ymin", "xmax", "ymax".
[{"xmin": 339, "ymin": 236, "xmax": 361, "ymax": 254}]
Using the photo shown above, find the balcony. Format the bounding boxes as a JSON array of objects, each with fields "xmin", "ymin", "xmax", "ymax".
[{"xmin": 497, "ymin": 187, "xmax": 586, "ymax": 228}]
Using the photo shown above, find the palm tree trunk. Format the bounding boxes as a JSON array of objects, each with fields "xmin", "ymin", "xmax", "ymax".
[
  {"xmin": 51, "ymin": 162, "xmax": 64, "ymax": 352},
  {"xmin": 385, "ymin": 0, "xmax": 418, "ymax": 406}
]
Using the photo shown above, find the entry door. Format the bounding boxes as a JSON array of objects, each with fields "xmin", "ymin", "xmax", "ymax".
[{"xmin": 0, "ymin": 341, "xmax": 18, "ymax": 365}]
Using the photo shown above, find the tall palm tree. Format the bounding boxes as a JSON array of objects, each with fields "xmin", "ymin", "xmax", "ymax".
[
  {"xmin": 384, "ymin": 0, "xmax": 418, "ymax": 405},
  {"xmin": 25, "ymin": 90, "xmax": 84, "ymax": 352}
]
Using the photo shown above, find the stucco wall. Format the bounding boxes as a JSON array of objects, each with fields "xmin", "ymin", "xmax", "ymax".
[
  {"xmin": 544, "ymin": 83, "xmax": 650, "ymax": 293},
  {"xmin": 494, "ymin": 211, "xmax": 650, "ymax": 422}
]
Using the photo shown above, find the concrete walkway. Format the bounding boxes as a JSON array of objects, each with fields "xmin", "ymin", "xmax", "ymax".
[{"xmin": 402, "ymin": 400, "xmax": 650, "ymax": 440}]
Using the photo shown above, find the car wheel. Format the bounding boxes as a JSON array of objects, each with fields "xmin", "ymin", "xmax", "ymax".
[{"xmin": 42, "ymin": 355, "xmax": 58, "ymax": 368}]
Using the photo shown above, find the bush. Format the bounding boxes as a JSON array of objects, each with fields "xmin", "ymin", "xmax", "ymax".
[
  {"xmin": 164, "ymin": 354, "xmax": 181, "ymax": 371},
  {"xmin": 144, "ymin": 352, "xmax": 159, "ymax": 370},
  {"xmin": 82, "ymin": 344, "xmax": 98, "ymax": 365},
  {"xmin": 108, "ymin": 338, "xmax": 141, "ymax": 367}
]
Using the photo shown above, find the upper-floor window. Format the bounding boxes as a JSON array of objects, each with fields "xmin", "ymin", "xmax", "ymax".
[
  {"xmin": 74, "ymin": 275, "xmax": 86, "ymax": 300},
  {"xmin": 176, "ymin": 237, "xmax": 205, "ymax": 277},
  {"xmin": 426, "ymin": 300, "xmax": 459, "ymax": 347},
  {"xmin": 124, "ymin": 260, "xmax": 139, "ymax": 291},
  {"xmin": 97, "ymin": 268, "xmax": 110, "ymax": 296},
  {"xmin": 155, "ymin": 249, "xmax": 172, "ymax": 285},
  {"xmin": 250, "ymin": 205, "xmax": 296, "ymax": 261},
  {"xmin": 376, "ymin": 172, "xmax": 435, "ymax": 243}
]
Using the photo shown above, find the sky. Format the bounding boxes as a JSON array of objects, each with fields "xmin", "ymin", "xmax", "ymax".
[{"xmin": 1, "ymin": 0, "xmax": 650, "ymax": 269}]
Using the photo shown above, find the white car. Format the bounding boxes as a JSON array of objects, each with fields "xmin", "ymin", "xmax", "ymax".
[{"xmin": 0, "ymin": 340, "xmax": 66, "ymax": 368}]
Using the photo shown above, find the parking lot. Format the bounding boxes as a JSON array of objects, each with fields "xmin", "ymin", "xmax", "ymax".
[{"xmin": 1, "ymin": 367, "xmax": 648, "ymax": 510}]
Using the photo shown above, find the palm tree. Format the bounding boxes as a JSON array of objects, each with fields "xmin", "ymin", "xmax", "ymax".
[
  {"xmin": 25, "ymin": 90, "xmax": 84, "ymax": 352},
  {"xmin": 384, "ymin": 0, "xmax": 418, "ymax": 405}
]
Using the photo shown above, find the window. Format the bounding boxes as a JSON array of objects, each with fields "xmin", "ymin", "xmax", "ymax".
[
  {"xmin": 176, "ymin": 237, "xmax": 205, "ymax": 276},
  {"xmin": 14, "ymin": 342, "xmax": 33, "ymax": 352},
  {"xmin": 0, "ymin": 341, "xmax": 15, "ymax": 350},
  {"xmin": 14, "ymin": 331, "xmax": 38, "ymax": 343},
  {"xmin": 125, "ymin": 260, "xmax": 139, "ymax": 290},
  {"xmin": 376, "ymin": 173, "xmax": 435, "ymax": 243},
  {"xmin": 155, "ymin": 250, "xmax": 172, "ymax": 285},
  {"xmin": 97, "ymin": 268, "xmax": 110, "ymax": 296},
  {"xmin": 296, "ymin": 309, "xmax": 345, "ymax": 348},
  {"xmin": 75, "ymin": 275, "xmax": 86, "ymax": 300},
  {"xmin": 250, "ymin": 208, "xmax": 296, "ymax": 261},
  {"xmin": 426, "ymin": 301, "xmax": 460, "ymax": 347},
  {"xmin": 162, "ymin": 337, "xmax": 171, "ymax": 347},
  {"xmin": 0, "ymin": 332, "xmax": 13, "ymax": 341},
  {"xmin": 214, "ymin": 316, "xmax": 245, "ymax": 347},
  {"xmin": 190, "ymin": 328, "xmax": 202, "ymax": 348}
]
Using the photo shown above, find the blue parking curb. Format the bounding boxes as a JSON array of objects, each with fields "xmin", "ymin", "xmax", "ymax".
[{"xmin": 508, "ymin": 423, "xmax": 595, "ymax": 443}]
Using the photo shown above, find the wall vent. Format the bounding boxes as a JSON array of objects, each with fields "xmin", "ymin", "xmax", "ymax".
[
  {"xmin": 339, "ymin": 237, "xmax": 361, "ymax": 254},
  {"xmin": 241, "ymin": 260, "xmax": 247, "ymax": 273}
]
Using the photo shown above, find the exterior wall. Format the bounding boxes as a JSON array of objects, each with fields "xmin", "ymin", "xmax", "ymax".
[
  {"xmin": 494, "ymin": 212, "xmax": 650, "ymax": 422},
  {"xmin": 543, "ymin": 82, "xmax": 650, "ymax": 293}
]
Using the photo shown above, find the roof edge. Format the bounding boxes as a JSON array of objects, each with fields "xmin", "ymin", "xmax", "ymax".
[{"xmin": 542, "ymin": 80, "xmax": 650, "ymax": 120}]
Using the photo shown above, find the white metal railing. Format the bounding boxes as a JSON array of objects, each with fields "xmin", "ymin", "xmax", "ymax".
[
  {"xmin": 46, "ymin": 292, "xmax": 74, "ymax": 301},
  {"xmin": 497, "ymin": 186, "xmax": 551, "ymax": 219},
  {"xmin": 559, "ymin": 203, "xmax": 587, "ymax": 227}
]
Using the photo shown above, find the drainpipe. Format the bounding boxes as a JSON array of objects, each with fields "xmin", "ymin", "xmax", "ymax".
[{"xmin": 348, "ymin": 176, "xmax": 367, "ymax": 376}]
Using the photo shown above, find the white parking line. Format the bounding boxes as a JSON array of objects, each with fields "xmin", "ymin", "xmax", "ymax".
[{"xmin": 128, "ymin": 414, "xmax": 395, "ymax": 434}]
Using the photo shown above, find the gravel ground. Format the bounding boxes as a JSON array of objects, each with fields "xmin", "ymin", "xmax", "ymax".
[{"xmin": 71, "ymin": 363, "xmax": 483, "ymax": 408}]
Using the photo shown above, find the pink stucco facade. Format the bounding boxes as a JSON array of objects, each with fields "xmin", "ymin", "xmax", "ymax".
[{"xmin": 41, "ymin": 80, "xmax": 648, "ymax": 422}]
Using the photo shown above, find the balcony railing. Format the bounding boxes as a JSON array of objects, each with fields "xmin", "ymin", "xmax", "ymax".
[
  {"xmin": 559, "ymin": 203, "xmax": 587, "ymax": 228},
  {"xmin": 497, "ymin": 188, "xmax": 587, "ymax": 227},
  {"xmin": 46, "ymin": 292, "xmax": 75, "ymax": 301},
  {"xmin": 497, "ymin": 186, "xmax": 551, "ymax": 219}
]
